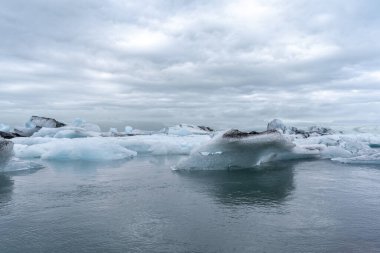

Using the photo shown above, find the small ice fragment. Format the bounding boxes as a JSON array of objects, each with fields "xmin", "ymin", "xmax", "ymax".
[
  {"xmin": 125, "ymin": 126, "xmax": 133, "ymax": 134},
  {"xmin": 0, "ymin": 123, "xmax": 11, "ymax": 133}
]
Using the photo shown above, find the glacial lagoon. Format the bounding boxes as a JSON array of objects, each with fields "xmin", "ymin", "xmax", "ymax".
[{"xmin": 1, "ymin": 157, "xmax": 380, "ymax": 252}]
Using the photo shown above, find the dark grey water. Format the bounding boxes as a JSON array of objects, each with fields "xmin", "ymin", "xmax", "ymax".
[{"xmin": 1, "ymin": 157, "xmax": 380, "ymax": 253}]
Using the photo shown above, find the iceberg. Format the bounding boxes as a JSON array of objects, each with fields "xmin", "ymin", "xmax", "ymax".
[
  {"xmin": 14, "ymin": 138, "xmax": 136, "ymax": 161},
  {"xmin": 267, "ymin": 119, "xmax": 336, "ymax": 138},
  {"xmin": 294, "ymin": 134, "xmax": 379, "ymax": 162},
  {"xmin": 2, "ymin": 116, "xmax": 380, "ymax": 167},
  {"xmin": 29, "ymin": 116, "xmax": 66, "ymax": 128},
  {"xmin": 12, "ymin": 134, "xmax": 210, "ymax": 160},
  {"xmin": 125, "ymin": 126, "xmax": 133, "ymax": 134},
  {"xmin": 163, "ymin": 124, "xmax": 214, "ymax": 136},
  {"xmin": 0, "ymin": 123, "xmax": 11, "ymax": 133},
  {"xmin": 71, "ymin": 118, "xmax": 101, "ymax": 132},
  {"xmin": 9, "ymin": 116, "xmax": 67, "ymax": 138},
  {"xmin": 32, "ymin": 126, "xmax": 101, "ymax": 138},
  {"xmin": 175, "ymin": 129, "xmax": 319, "ymax": 170},
  {"xmin": 175, "ymin": 120, "xmax": 380, "ymax": 169},
  {"xmin": 267, "ymin": 119, "xmax": 287, "ymax": 133}
]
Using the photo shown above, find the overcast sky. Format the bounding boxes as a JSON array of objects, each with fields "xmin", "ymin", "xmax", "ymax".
[{"xmin": 1, "ymin": 0, "xmax": 380, "ymax": 129}]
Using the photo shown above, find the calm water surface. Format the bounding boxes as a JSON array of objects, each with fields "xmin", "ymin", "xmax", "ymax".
[{"xmin": 1, "ymin": 157, "xmax": 380, "ymax": 252}]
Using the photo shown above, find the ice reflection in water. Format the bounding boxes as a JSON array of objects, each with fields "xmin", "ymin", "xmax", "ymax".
[{"xmin": 175, "ymin": 162, "xmax": 295, "ymax": 206}]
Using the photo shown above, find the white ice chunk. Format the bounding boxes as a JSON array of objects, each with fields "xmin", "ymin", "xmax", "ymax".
[
  {"xmin": 32, "ymin": 127, "xmax": 100, "ymax": 138},
  {"xmin": 0, "ymin": 123, "xmax": 11, "ymax": 133},
  {"xmin": 13, "ymin": 134, "xmax": 211, "ymax": 160},
  {"xmin": 14, "ymin": 138, "xmax": 136, "ymax": 161},
  {"xmin": 29, "ymin": 116, "xmax": 65, "ymax": 128},
  {"xmin": 125, "ymin": 126, "xmax": 133, "ymax": 134},
  {"xmin": 175, "ymin": 130, "xmax": 308, "ymax": 170},
  {"xmin": 71, "ymin": 118, "xmax": 101, "ymax": 132},
  {"xmin": 267, "ymin": 119, "xmax": 287, "ymax": 133},
  {"xmin": 116, "ymin": 135, "xmax": 210, "ymax": 155}
]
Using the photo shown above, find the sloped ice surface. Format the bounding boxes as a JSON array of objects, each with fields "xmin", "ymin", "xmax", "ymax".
[
  {"xmin": 0, "ymin": 139, "xmax": 14, "ymax": 165},
  {"xmin": 163, "ymin": 124, "xmax": 214, "ymax": 136},
  {"xmin": 175, "ymin": 127, "xmax": 380, "ymax": 169},
  {"xmin": 12, "ymin": 135, "xmax": 211, "ymax": 161},
  {"xmin": 175, "ymin": 131, "xmax": 319, "ymax": 170},
  {"xmin": 32, "ymin": 127, "xmax": 101, "ymax": 138},
  {"xmin": 29, "ymin": 116, "xmax": 66, "ymax": 128}
]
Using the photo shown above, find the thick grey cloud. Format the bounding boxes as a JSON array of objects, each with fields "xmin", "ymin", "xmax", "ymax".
[{"xmin": 1, "ymin": 0, "xmax": 380, "ymax": 129}]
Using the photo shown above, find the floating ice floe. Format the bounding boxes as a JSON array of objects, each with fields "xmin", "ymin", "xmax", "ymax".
[
  {"xmin": 175, "ymin": 120, "xmax": 380, "ymax": 169},
  {"xmin": 2, "ymin": 116, "xmax": 380, "ymax": 167},
  {"xmin": 29, "ymin": 115, "xmax": 66, "ymax": 128},
  {"xmin": 32, "ymin": 127, "xmax": 101, "ymax": 138},
  {"xmin": 267, "ymin": 119, "xmax": 336, "ymax": 138},
  {"xmin": 9, "ymin": 116, "xmax": 66, "ymax": 137},
  {"xmin": 0, "ymin": 139, "xmax": 14, "ymax": 165},
  {"xmin": 14, "ymin": 138, "xmax": 137, "ymax": 161},
  {"xmin": 162, "ymin": 124, "xmax": 214, "ymax": 136},
  {"xmin": 12, "ymin": 134, "xmax": 211, "ymax": 160},
  {"xmin": 174, "ymin": 129, "xmax": 321, "ymax": 170},
  {"xmin": 71, "ymin": 118, "xmax": 101, "ymax": 132},
  {"xmin": 125, "ymin": 126, "xmax": 133, "ymax": 134}
]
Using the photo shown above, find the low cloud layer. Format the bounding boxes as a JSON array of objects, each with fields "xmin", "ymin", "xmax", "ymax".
[{"xmin": 1, "ymin": 0, "xmax": 380, "ymax": 129}]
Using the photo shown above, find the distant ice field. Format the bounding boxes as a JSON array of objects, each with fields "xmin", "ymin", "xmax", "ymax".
[{"xmin": 2, "ymin": 117, "xmax": 380, "ymax": 170}]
